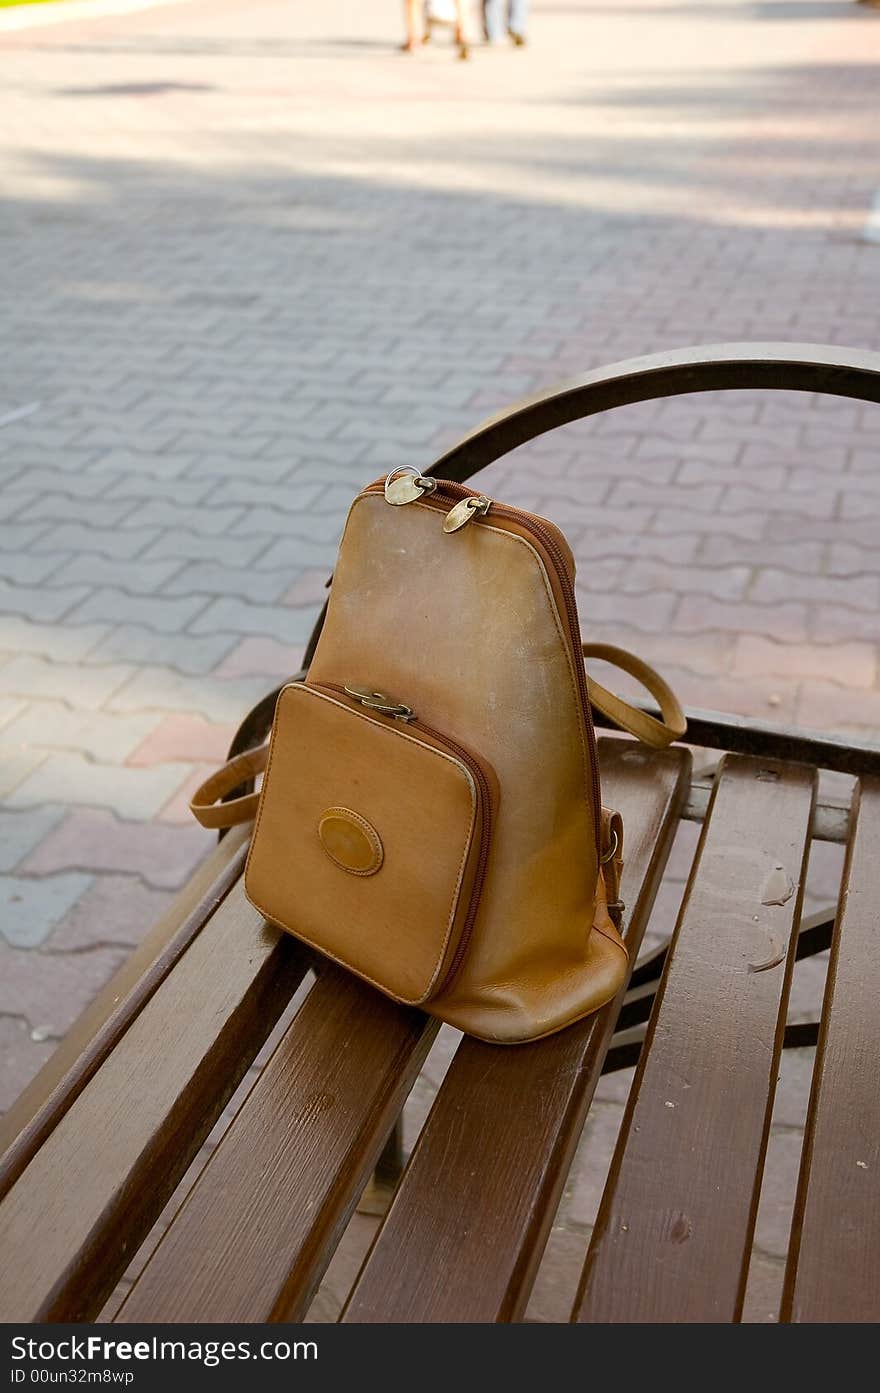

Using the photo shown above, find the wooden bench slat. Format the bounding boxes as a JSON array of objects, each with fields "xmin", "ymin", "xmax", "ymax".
[
  {"xmin": 0, "ymin": 825, "xmax": 251, "ymax": 1203},
  {"xmin": 0, "ymin": 882, "xmax": 305, "ymax": 1322},
  {"xmin": 117, "ymin": 969, "xmax": 438, "ymax": 1323},
  {"xmin": 573, "ymin": 755, "xmax": 816, "ymax": 1324},
  {"xmin": 343, "ymin": 739, "xmax": 691, "ymax": 1323},
  {"xmin": 782, "ymin": 778, "xmax": 880, "ymax": 1323}
]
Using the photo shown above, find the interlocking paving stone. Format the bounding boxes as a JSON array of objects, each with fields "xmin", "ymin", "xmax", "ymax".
[
  {"xmin": 21, "ymin": 809, "xmax": 210, "ymax": 890},
  {"xmin": 30, "ymin": 523, "xmax": 163, "ymax": 559},
  {"xmin": 0, "ymin": 618, "xmax": 110, "ymax": 662},
  {"xmin": 48, "ymin": 555, "xmax": 184, "ymax": 593},
  {"xmin": 127, "ymin": 712, "xmax": 235, "ymax": 767},
  {"xmin": 107, "ymin": 666, "xmax": 269, "ymax": 722},
  {"xmin": 0, "ymin": 1015, "xmax": 56, "ymax": 1115},
  {"xmin": 0, "ymin": 578, "xmax": 90, "ymax": 623},
  {"xmin": 0, "ymin": 655, "xmax": 134, "ymax": 708},
  {"xmin": 0, "ymin": 806, "xmax": 66, "ymax": 873},
  {"xmin": 0, "ymin": 871, "xmax": 93, "ymax": 948},
  {"xmin": 47, "ymin": 872, "xmax": 175, "ymax": 951},
  {"xmin": 0, "ymin": 939, "xmax": 130, "ymax": 1036},
  {"xmin": 6, "ymin": 752, "xmax": 194, "ymax": 820},
  {"xmin": 0, "ymin": 550, "xmax": 69, "ymax": 586},
  {"xmin": 188, "ymin": 596, "xmax": 318, "ymax": 644},
  {"xmin": 0, "ymin": 703, "xmax": 162, "ymax": 763},
  {"xmin": 214, "ymin": 636, "xmax": 305, "ymax": 679},
  {"xmin": 0, "ymin": 697, "xmax": 26, "ymax": 731},
  {"xmin": 0, "ymin": 751, "xmax": 47, "ymax": 799},
  {"xmin": 85, "ymin": 625, "xmax": 238, "ymax": 675},
  {"xmin": 163, "ymin": 561, "xmax": 295, "ymax": 604},
  {"xmin": 66, "ymin": 588, "xmax": 210, "ymax": 635}
]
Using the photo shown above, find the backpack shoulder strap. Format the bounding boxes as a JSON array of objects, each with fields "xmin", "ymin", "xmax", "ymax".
[{"xmin": 583, "ymin": 642, "xmax": 686, "ymax": 749}]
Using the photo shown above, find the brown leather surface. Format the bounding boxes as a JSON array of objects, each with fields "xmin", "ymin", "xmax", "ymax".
[
  {"xmin": 307, "ymin": 490, "xmax": 626, "ymax": 1042},
  {"xmin": 318, "ymin": 808, "xmax": 384, "ymax": 875},
  {"xmin": 245, "ymin": 684, "xmax": 490, "ymax": 1006}
]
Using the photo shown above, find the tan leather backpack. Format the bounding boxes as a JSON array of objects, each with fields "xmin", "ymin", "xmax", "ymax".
[{"xmin": 192, "ymin": 469, "xmax": 685, "ymax": 1043}]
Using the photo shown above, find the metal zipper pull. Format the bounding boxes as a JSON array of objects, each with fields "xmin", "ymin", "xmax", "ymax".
[
  {"xmin": 343, "ymin": 684, "xmax": 416, "ymax": 723},
  {"xmin": 443, "ymin": 495, "xmax": 490, "ymax": 533},
  {"xmin": 383, "ymin": 467, "xmax": 438, "ymax": 506}
]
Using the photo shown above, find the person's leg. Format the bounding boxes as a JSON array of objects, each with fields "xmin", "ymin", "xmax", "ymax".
[
  {"xmin": 454, "ymin": 0, "xmax": 470, "ymax": 57},
  {"xmin": 483, "ymin": 0, "xmax": 505, "ymax": 42},
  {"xmin": 402, "ymin": 0, "xmax": 420, "ymax": 50},
  {"xmin": 507, "ymin": 0, "xmax": 529, "ymax": 41}
]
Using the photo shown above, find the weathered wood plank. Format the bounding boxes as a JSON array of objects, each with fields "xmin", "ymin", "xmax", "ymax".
[
  {"xmin": 782, "ymin": 778, "xmax": 880, "ymax": 1323},
  {"xmin": 0, "ymin": 881, "xmax": 305, "ymax": 1321},
  {"xmin": 573, "ymin": 755, "xmax": 815, "ymax": 1323},
  {"xmin": 117, "ymin": 968, "xmax": 438, "ymax": 1323},
  {"xmin": 0, "ymin": 825, "xmax": 251, "ymax": 1202},
  {"xmin": 343, "ymin": 739, "xmax": 691, "ymax": 1323}
]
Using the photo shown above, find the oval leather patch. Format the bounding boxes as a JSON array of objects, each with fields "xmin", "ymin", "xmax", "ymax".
[{"xmin": 318, "ymin": 808, "xmax": 383, "ymax": 876}]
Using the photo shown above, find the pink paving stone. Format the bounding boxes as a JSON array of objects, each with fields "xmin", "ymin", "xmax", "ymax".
[
  {"xmin": 795, "ymin": 681, "xmax": 880, "ymax": 735},
  {"xmin": 215, "ymin": 636, "xmax": 305, "ymax": 679},
  {"xmin": 731, "ymin": 634, "xmax": 877, "ymax": 687},
  {"xmin": 809, "ymin": 605, "xmax": 880, "ymax": 645},
  {"xmin": 620, "ymin": 559, "xmax": 752, "ymax": 602},
  {"xmin": 127, "ymin": 713, "xmax": 237, "ymax": 767},
  {"xmin": 575, "ymin": 530, "xmax": 701, "ymax": 565},
  {"xmin": 591, "ymin": 625, "xmax": 735, "ymax": 678},
  {"xmin": 577, "ymin": 588, "xmax": 678, "ymax": 633},
  {"xmin": 697, "ymin": 534, "xmax": 825, "ymax": 575},
  {"xmin": 827, "ymin": 542, "xmax": 880, "ymax": 578},
  {"xmin": 673, "ymin": 595, "xmax": 810, "ymax": 643},
  {"xmin": 775, "ymin": 515, "xmax": 880, "ymax": 549},
  {"xmin": 660, "ymin": 666, "xmax": 800, "ymax": 722},
  {"xmin": 654, "ymin": 507, "xmax": 770, "ymax": 542},
  {"xmin": 281, "ymin": 569, "xmax": 331, "ymax": 607},
  {"xmin": 749, "ymin": 568, "xmax": 879, "ymax": 611},
  {"xmin": 20, "ymin": 810, "xmax": 211, "ymax": 890},
  {"xmin": 156, "ymin": 764, "xmax": 223, "ymax": 824},
  {"xmin": 47, "ymin": 874, "xmax": 175, "ymax": 951},
  {"xmin": 725, "ymin": 485, "xmax": 840, "ymax": 521},
  {"xmin": 0, "ymin": 1015, "xmax": 56, "ymax": 1114},
  {"xmin": 0, "ymin": 941, "xmax": 131, "ymax": 1040}
]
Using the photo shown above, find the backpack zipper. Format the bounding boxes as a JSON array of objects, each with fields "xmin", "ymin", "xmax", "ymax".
[
  {"xmin": 364, "ymin": 478, "xmax": 603, "ymax": 862},
  {"xmin": 309, "ymin": 680, "xmax": 495, "ymax": 998}
]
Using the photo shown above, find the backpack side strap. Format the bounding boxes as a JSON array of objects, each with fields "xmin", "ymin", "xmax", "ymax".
[
  {"xmin": 583, "ymin": 643, "xmax": 687, "ymax": 749},
  {"xmin": 190, "ymin": 743, "xmax": 269, "ymax": 829}
]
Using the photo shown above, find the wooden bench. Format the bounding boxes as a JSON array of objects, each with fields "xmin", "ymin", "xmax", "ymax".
[{"xmin": 1, "ymin": 345, "xmax": 879, "ymax": 1324}]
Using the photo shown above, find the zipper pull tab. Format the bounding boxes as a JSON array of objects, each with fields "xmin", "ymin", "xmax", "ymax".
[
  {"xmin": 383, "ymin": 468, "xmax": 438, "ymax": 506},
  {"xmin": 443, "ymin": 495, "xmax": 490, "ymax": 533},
  {"xmin": 344, "ymin": 685, "xmax": 416, "ymax": 723}
]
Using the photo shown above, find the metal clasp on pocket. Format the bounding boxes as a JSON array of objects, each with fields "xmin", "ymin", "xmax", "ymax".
[{"xmin": 344, "ymin": 685, "xmax": 416, "ymax": 722}]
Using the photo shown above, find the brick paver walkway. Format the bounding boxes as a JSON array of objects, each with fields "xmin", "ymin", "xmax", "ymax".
[{"xmin": 1, "ymin": 0, "xmax": 878, "ymax": 1322}]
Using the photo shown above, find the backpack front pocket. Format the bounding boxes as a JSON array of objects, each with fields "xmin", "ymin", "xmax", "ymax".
[{"xmin": 245, "ymin": 682, "xmax": 496, "ymax": 1006}]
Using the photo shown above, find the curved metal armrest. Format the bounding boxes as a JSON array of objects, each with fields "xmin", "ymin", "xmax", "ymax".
[{"xmin": 426, "ymin": 342, "xmax": 880, "ymax": 481}]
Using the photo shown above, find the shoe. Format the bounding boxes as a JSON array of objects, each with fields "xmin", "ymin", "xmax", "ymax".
[{"xmin": 508, "ymin": 28, "xmax": 527, "ymax": 44}]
